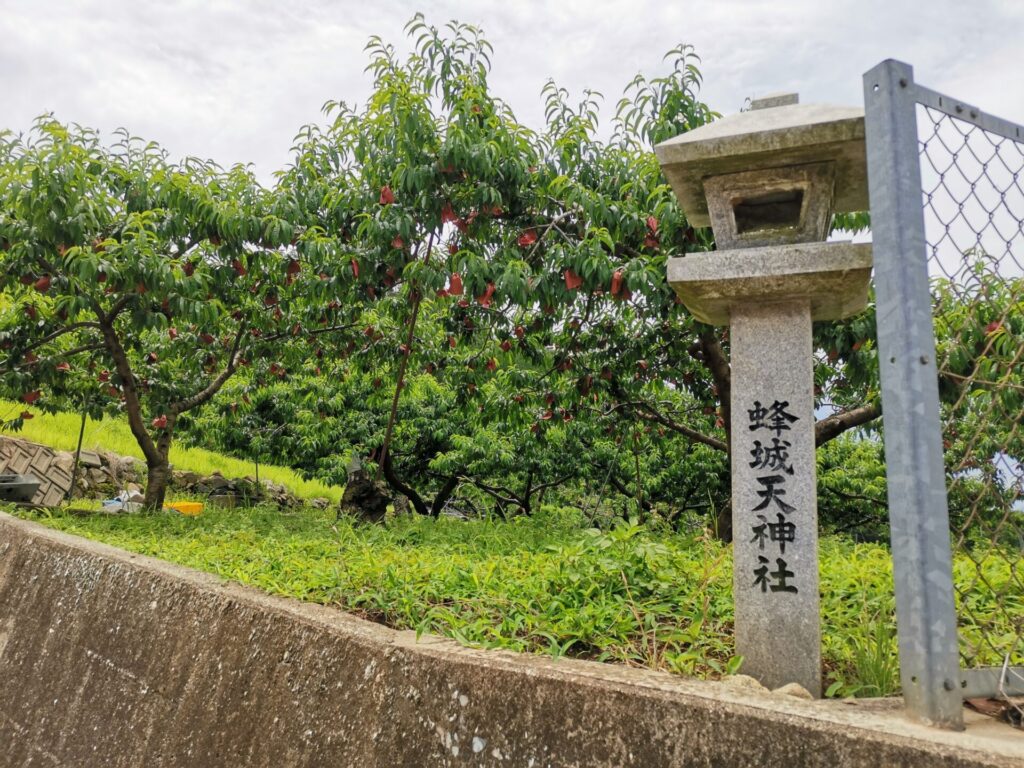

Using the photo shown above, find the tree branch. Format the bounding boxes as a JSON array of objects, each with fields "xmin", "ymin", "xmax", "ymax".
[
  {"xmin": 105, "ymin": 294, "xmax": 137, "ymax": 323},
  {"xmin": 620, "ymin": 397, "xmax": 727, "ymax": 452},
  {"xmin": 530, "ymin": 473, "xmax": 573, "ymax": 496},
  {"xmin": 262, "ymin": 322, "xmax": 360, "ymax": 343},
  {"xmin": 821, "ymin": 486, "xmax": 888, "ymax": 508},
  {"xmin": 814, "ymin": 402, "xmax": 882, "ymax": 446},
  {"xmin": 40, "ymin": 343, "xmax": 105, "ymax": 363},
  {"xmin": 2, "ymin": 342, "xmax": 105, "ymax": 377},
  {"xmin": 522, "ymin": 469, "xmax": 534, "ymax": 515},
  {"xmin": 698, "ymin": 326, "xmax": 731, "ymax": 449},
  {"xmin": 465, "ymin": 478, "xmax": 522, "ymax": 511},
  {"xmin": 96, "ymin": 318, "xmax": 160, "ymax": 465},
  {"xmin": 466, "ymin": 477, "xmax": 524, "ymax": 506},
  {"xmin": 21, "ymin": 322, "xmax": 101, "ymax": 354},
  {"xmin": 429, "ymin": 474, "xmax": 460, "ymax": 517},
  {"xmin": 380, "ymin": 453, "xmax": 429, "ymax": 516},
  {"xmin": 377, "ymin": 230, "xmax": 435, "ymax": 482},
  {"xmin": 607, "ymin": 472, "xmax": 653, "ymax": 512},
  {"xmin": 170, "ymin": 324, "xmax": 247, "ymax": 415}
]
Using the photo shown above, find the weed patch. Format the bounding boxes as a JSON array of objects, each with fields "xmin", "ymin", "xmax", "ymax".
[{"xmin": 10, "ymin": 504, "xmax": 1019, "ymax": 697}]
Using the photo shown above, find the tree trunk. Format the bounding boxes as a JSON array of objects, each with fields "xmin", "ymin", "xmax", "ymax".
[
  {"xmin": 698, "ymin": 327, "xmax": 732, "ymax": 453},
  {"xmin": 143, "ymin": 455, "xmax": 171, "ymax": 510},
  {"xmin": 381, "ymin": 453, "xmax": 430, "ymax": 516},
  {"xmin": 713, "ymin": 498, "xmax": 733, "ymax": 543},
  {"xmin": 521, "ymin": 470, "xmax": 533, "ymax": 517},
  {"xmin": 429, "ymin": 474, "xmax": 460, "ymax": 517},
  {"xmin": 143, "ymin": 419, "xmax": 177, "ymax": 511}
]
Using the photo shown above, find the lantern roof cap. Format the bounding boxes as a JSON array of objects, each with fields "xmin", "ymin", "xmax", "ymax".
[{"xmin": 654, "ymin": 94, "xmax": 867, "ymax": 227}]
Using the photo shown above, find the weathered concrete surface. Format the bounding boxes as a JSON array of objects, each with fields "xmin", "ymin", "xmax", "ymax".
[
  {"xmin": 667, "ymin": 241, "xmax": 873, "ymax": 325},
  {"xmin": 702, "ymin": 162, "xmax": 837, "ymax": 249},
  {"xmin": 730, "ymin": 299, "xmax": 821, "ymax": 696},
  {"xmin": 0, "ymin": 512, "xmax": 1021, "ymax": 767},
  {"xmin": 654, "ymin": 100, "xmax": 867, "ymax": 227},
  {"xmin": 0, "ymin": 437, "xmax": 73, "ymax": 507}
]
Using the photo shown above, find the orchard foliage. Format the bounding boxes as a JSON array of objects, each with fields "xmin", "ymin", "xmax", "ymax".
[
  {"xmin": 0, "ymin": 16, "xmax": 882, "ymax": 523},
  {"xmin": 1, "ymin": 15, "xmax": 954, "ymax": 530},
  {"xmin": 260, "ymin": 16, "xmax": 887, "ymax": 528},
  {"xmin": 261, "ymin": 18, "xmax": 734, "ymax": 513},
  {"xmin": 0, "ymin": 121, "xmax": 305, "ymax": 507},
  {"xmin": 931, "ymin": 263, "xmax": 1024, "ymax": 537}
]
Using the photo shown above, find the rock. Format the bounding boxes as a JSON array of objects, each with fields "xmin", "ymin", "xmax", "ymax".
[
  {"xmin": 772, "ymin": 682, "xmax": 814, "ymax": 700},
  {"xmin": 207, "ymin": 474, "xmax": 230, "ymax": 491},
  {"xmin": 310, "ymin": 497, "xmax": 330, "ymax": 510},
  {"xmin": 4, "ymin": 436, "xmax": 315, "ymax": 511},
  {"xmin": 208, "ymin": 492, "xmax": 238, "ymax": 509},
  {"xmin": 116, "ymin": 456, "xmax": 139, "ymax": 480},
  {"xmin": 722, "ymin": 674, "xmax": 769, "ymax": 693},
  {"xmin": 78, "ymin": 451, "xmax": 103, "ymax": 468},
  {"xmin": 173, "ymin": 471, "xmax": 202, "ymax": 487},
  {"xmin": 338, "ymin": 469, "xmax": 394, "ymax": 524}
]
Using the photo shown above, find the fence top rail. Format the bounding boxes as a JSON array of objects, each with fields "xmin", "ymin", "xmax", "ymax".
[{"xmin": 912, "ymin": 83, "xmax": 1024, "ymax": 143}]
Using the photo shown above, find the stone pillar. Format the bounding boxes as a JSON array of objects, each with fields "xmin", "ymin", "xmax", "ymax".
[
  {"xmin": 730, "ymin": 300, "xmax": 820, "ymax": 695},
  {"xmin": 657, "ymin": 92, "xmax": 873, "ymax": 696}
]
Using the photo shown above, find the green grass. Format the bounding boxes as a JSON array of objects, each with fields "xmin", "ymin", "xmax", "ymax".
[
  {"xmin": 10, "ymin": 503, "xmax": 1018, "ymax": 696},
  {"xmin": 1, "ymin": 503, "xmax": 909, "ymax": 695},
  {"xmin": 0, "ymin": 400, "xmax": 342, "ymax": 503}
]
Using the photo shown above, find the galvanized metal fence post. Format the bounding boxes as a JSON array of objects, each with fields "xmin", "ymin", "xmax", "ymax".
[{"xmin": 863, "ymin": 59, "xmax": 964, "ymax": 729}]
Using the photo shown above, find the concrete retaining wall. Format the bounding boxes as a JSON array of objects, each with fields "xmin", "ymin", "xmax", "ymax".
[{"xmin": 0, "ymin": 512, "xmax": 1019, "ymax": 767}]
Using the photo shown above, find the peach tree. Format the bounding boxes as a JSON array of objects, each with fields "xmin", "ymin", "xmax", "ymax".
[
  {"xmin": 0, "ymin": 120, "xmax": 308, "ymax": 508},
  {"xmin": 260, "ymin": 17, "xmax": 885, "ymax": 528},
  {"xmin": 0, "ymin": 17, "xmax": 895, "ymax": 529}
]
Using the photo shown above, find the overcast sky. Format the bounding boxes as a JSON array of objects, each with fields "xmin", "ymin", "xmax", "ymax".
[{"xmin": 2, "ymin": 1, "xmax": 1022, "ymax": 183}]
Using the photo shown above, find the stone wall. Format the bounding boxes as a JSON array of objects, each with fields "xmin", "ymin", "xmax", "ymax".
[
  {"xmin": 0, "ymin": 436, "xmax": 318, "ymax": 509},
  {"xmin": 0, "ymin": 437, "xmax": 74, "ymax": 507},
  {"xmin": 0, "ymin": 513, "xmax": 1018, "ymax": 767}
]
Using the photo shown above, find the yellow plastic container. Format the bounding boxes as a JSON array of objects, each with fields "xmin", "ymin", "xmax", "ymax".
[{"xmin": 165, "ymin": 501, "xmax": 204, "ymax": 516}]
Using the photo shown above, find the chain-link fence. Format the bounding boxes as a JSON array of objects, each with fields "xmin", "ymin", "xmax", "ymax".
[
  {"xmin": 919, "ymin": 103, "xmax": 1024, "ymax": 682},
  {"xmin": 865, "ymin": 60, "xmax": 1024, "ymax": 728}
]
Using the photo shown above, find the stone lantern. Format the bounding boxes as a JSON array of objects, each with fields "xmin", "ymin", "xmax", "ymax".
[{"xmin": 655, "ymin": 93, "xmax": 872, "ymax": 696}]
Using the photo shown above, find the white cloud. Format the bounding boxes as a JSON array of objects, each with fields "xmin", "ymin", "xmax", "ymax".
[{"xmin": 1, "ymin": 0, "xmax": 1020, "ymax": 183}]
